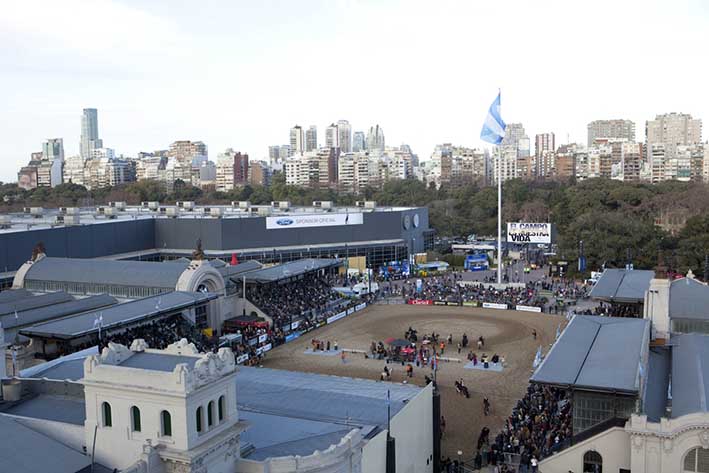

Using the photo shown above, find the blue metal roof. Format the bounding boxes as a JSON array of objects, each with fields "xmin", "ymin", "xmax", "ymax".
[
  {"xmin": 242, "ymin": 259, "xmax": 342, "ymax": 284},
  {"xmin": 24, "ymin": 257, "xmax": 189, "ymax": 289},
  {"xmin": 590, "ymin": 268, "xmax": 654, "ymax": 303},
  {"xmin": 0, "ymin": 291, "xmax": 74, "ymax": 316},
  {"xmin": 20, "ymin": 291, "xmax": 217, "ymax": 340},
  {"xmin": 0, "ymin": 294, "xmax": 117, "ymax": 331},
  {"xmin": 670, "ymin": 277, "xmax": 709, "ymax": 320},
  {"xmin": 531, "ymin": 315, "xmax": 649, "ymax": 393},
  {"xmin": 671, "ymin": 333, "xmax": 709, "ymax": 418}
]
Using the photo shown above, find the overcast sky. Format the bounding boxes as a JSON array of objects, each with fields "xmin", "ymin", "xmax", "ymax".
[{"xmin": 1, "ymin": 0, "xmax": 708, "ymax": 182}]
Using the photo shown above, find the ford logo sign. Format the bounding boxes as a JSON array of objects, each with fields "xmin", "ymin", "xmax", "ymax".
[{"xmin": 276, "ymin": 218, "xmax": 293, "ymax": 226}]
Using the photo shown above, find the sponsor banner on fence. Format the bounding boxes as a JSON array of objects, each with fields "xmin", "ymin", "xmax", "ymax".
[
  {"xmin": 462, "ymin": 301, "xmax": 478, "ymax": 307},
  {"xmin": 261, "ymin": 343, "xmax": 272, "ymax": 352},
  {"xmin": 248, "ymin": 337, "xmax": 258, "ymax": 346},
  {"xmin": 434, "ymin": 301, "xmax": 448, "ymax": 306},
  {"xmin": 347, "ymin": 307, "xmax": 355, "ymax": 315},
  {"xmin": 291, "ymin": 320, "xmax": 300, "ymax": 330},
  {"xmin": 266, "ymin": 212, "xmax": 363, "ymax": 230},
  {"xmin": 482, "ymin": 302, "xmax": 508, "ymax": 310},
  {"xmin": 507, "ymin": 222, "xmax": 552, "ymax": 244},
  {"xmin": 408, "ymin": 299, "xmax": 433, "ymax": 305},
  {"xmin": 285, "ymin": 331, "xmax": 302, "ymax": 343},
  {"xmin": 516, "ymin": 305, "xmax": 542, "ymax": 313},
  {"xmin": 327, "ymin": 311, "xmax": 348, "ymax": 324},
  {"xmin": 316, "ymin": 321, "xmax": 327, "ymax": 328},
  {"xmin": 258, "ymin": 334, "xmax": 268, "ymax": 343},
  {"xmin": 355, "ymin": 303, "xmax": 367, "ymax": 311},
  {"xmin": 236, "ymin": 354, "xmax": 249, "ymax": 365}
]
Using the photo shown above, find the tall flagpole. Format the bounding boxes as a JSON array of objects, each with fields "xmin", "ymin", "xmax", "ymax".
[{"xmin": 497, "ymin": 145, "xmax": 502, "ymax": 285}]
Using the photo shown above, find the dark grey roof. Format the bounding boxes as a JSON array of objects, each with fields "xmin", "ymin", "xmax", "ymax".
[
  {"xmin": 0, "ymin": 288, "xmax": 30, "ymax": 304},
  {"xmin": 20, "ymin": 291, "xmax": 217, "ymax": 340},
  {"xmin": 671, "ymin": 333, "xmax": 709, "ymax": 418},
  {"xmin": 242, "ymin": 258, "xmax": 342, "ymax": 284},
  {"xmin": 0, "ymin": 413, "xmax": 91, "ymax": 473},
  {"xmin": 24, "ymin": 257, "xmax": 189, "ymax": 289},
  {"xmin": 590, "ymin": 268, "xmax": 655, "ymax": 303},
  {"xmin": 236, "ymin": 366, "xmax": 421, "ymax": 425},
  {"xmin": 0, "ymin": 294, "xmax": 117, "ymax": 330},
  {"xmin": 0, "ymin": 291, "xmax": 74, "ymax": 316},
  {"xmin": 118, "ymin": 351, "xmax": 200, "ymax": 372},
  {"xmin": 4, "ymin": 394, "xmax": 87, "ymax": 425},
  {"xmin": 216, "ymin": 260, "xmax": 263, "ymax": 279},
  {"xmin": 240, "ymin": 410, "xmax": 365, "ymax": 461},
  {"xmin": 643, "ymin": 347, "xmax": 670, "ymax": 422},
  {"xmin": 531, "ymin": 315, "xmax": 649, "ymax": 393},
  {"xmin": 669, "ymin": 277, "xmax": 709, "ymax": 320}
]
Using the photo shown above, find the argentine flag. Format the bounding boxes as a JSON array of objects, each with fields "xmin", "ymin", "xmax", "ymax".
[{"xmin": 480, "ymin": 92, "xmax": 506, "ymax": 145}]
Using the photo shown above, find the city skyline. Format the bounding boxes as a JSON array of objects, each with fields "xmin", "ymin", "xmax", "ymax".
[{"xmin": 1, "ymin": 0, "xmax": 709, "ymax": 182}]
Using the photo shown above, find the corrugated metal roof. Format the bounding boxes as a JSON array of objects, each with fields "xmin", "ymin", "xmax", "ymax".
[
  {"xmin": 0, "ymin": 294, "xmax": 117, "ymax": 330},
  {"xmin": 590, "ymin": 268, "xmax": 655, "ymax": 303},
  {"xmin": 236, "ymin": 366, "xmax": 422, "ymax": 425},
  {"xmin": 24, "ymin": 257, "xmax": 189, "ymax": 289},
  {"xmin": 0, "ymin": 291, "xmax": 74, "ymax": 316},
  {"xmin": 215, "ymin": 260, "xmax": 263, "ymax": 279},
  {"xmin": 0, "ymin": 288, "xmax": 31, "ymax": 304},
  {"xmin": 531, "ymin": 315, "xmax": 649, "ymax": 393},
  {"xmin": 669, "ymin": 277, "xmax": 709, "ymax": 320},
  {"xmin": 242, "ymin": 259, "xmax": 342, "ymax": 284},
  {"xmin": 20, "ymin": 291, "xmax": 217, "ymax": 339},
  {"xmin": 643, "ymin": 347, "xmax": 670, "ymax": 422},
  {"xmin": 0, "ymin": 413, "xmax": 91, "ymax": 473},
  {"xmin": 671, "ymin": 333, "xmax": 709, "ymax": 418}
]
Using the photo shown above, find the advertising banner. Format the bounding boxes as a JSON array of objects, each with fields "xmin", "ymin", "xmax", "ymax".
[
  {"xmin": 266, "ymin": 212, "xmax": 363, "ymax": 230},
  {"xmin": 248, "ymin": 337, "xmax": 258, "ymax": 346},
  {"xmin": 261, "ymin": 343, "xmax": 272, "ymax": 352},
  {"xmin": 355, "ymin": 303, "xmax": 367, "ymax": 311},
  {"xmin": 236, "ymin": 354, "xmax": 249, "ymax": 365},
  {"xmin": 434, "ymin": 301, "xmax": 448, "ymax": 306},
  {"xmin": 258, "ymin": 334, "xmax": 268, "ymax": 343},
  {"xmin": 462, "ymin": 301, "xmax": 477, "ymax": 307},
  {"xmin": 408, "ymin": 299, "xmax": 433, "ymax": 305},
  {"xmin": 516, "ymin": 305, "xmax": 542, "ymax": 313},
  {"xmin": 291, "ymin": 320, "xmax": 300, "ymax": 330},
  {"xmin": 507, "ymin": 223, "xmax": 552, "ymax": 244},
  {"xmin": 347, "ymin": 308, "xmax": 355, "ymax": 315},
  {"xmin": 482, "ymin": 302, "xmax": 508, "ymax": 310},
  {"xmin": 327, "ymin": 311, "xmax": 348, "ymax": 324},
  {"xmin": 285, "ymin": 331, "xmax": 302, "ymax": 343}
]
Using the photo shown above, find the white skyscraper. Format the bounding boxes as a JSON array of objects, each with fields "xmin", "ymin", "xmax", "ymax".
[
  {"xmin": 305, "ymin": 125, "xmax": 317, "ymax": 151},
  {"xmin": 80, "ymin": 108, "xmax": 103, "ymax": 159},
  {"xmin": 325, "ymin": 123, "xmax": 339, "ymax": 149},
  {"xmin": 353, "ymin": 131, "xmax": 366, "ymax": 152},
  {"xmin": 366, "ymin": 125, "xmax": 385, "ymax": 153},
  {"xmin": 289, "ymin": 125, "xmax": 304, "ymax": 155},
  {"xmin": 337, "ymin": 120, "xmax": 352, "ymax": 153}
]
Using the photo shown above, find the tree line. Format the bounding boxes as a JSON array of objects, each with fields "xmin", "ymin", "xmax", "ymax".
[{"xmin": 2, "ymin": 176, "xmax": 709, "ymax": 275}]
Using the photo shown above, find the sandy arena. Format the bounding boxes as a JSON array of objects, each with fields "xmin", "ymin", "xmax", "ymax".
[{"xmin": 262, "ymin": 303, "xmax": 565, "ymax": 461}]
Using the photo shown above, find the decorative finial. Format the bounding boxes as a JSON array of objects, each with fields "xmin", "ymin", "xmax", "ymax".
[
  {"xmin": 192, "ymin": 238, "xmax": 205, "ymax": 261},
  {"xmin": 31, "ymin": 242, "xmax": 46, "ymax": 262}
]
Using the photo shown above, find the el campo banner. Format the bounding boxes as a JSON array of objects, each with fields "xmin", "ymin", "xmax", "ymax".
[{"xmin": 507, "ymin": 223, "xmax": 552, "ymax": 244}]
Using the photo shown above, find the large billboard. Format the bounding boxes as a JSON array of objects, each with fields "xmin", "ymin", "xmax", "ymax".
[
  {"xmin": 507, "ymin": 222, "xmax": 552, "ymax": 244},
  {"xmin": 266, "ymin": 212, "xmax": 364, "ymax": 230}
]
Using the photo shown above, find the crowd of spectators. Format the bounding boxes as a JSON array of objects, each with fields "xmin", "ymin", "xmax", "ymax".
[
  {"xmin": 487, "ymin": 384, "xmax": 572, "ymax": 469},
  {"xmin": 573, "ymin": 301, "xmax": 641, "ymax": 318},
  {"xmin": 246, "ymin": 273, "xmax": 348, "ymax": 328}
]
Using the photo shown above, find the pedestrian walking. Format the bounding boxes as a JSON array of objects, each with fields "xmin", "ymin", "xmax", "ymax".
[
  {"xmin": 457, "ymin": 342, "xmax": 462, "ymax": 354},
  {"xmin": 341, "ymin": 351, "xmax": 346, "ymax": 364},
  {"xmin": 532, "ymin": 329, "xmax": 537, "ymax": 340}
]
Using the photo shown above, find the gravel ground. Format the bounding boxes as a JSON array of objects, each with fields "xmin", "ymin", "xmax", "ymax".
[{"xmin": 261, "ymin": 303, "xmax": 565, "ymax": 461}]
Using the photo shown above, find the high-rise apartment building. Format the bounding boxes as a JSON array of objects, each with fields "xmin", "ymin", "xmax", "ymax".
[
  {"xmin": 646, "ymin": 113, "xmax": 702, "ymax": 146},
  {"xmin": 290, "ymin": 125, "xmax": 304, "ymax": 155},
  {"xmin": 535, "ymin": 133, "xmax": 555, "ymax": 159},
  {"xmin": 325, "ymin": 123, "xmax": 339, "ymax": 149},
  {"xmin": 367, "ymin": 125, "xmax": 385, "ymax": 153},
  {"xmin": 337, "ymin": 120, "xmax": 352, "ymax": 153},
  {"xmin": 268, "ymin": 145, "xmax": 281, "ymax": 164},
  {"xmin": 42, "ymin": 138, "xmax": 65, "ymax": 162},
  {"xmin": 492, "ymin": 145, "xmax": 518, "ymax": 184},
  {"xmin": 234, "ymin": 152, "xmax": 249, "ymax": 185},
  {"xmin": 353, "ymin": 131, "xmax": 366, "ymax": 152},
  {"xmin": 587, "ymin": 120, "xmax": 635, "ymax": 147},
  {"xmin": 168, "ymin": 140, "xmax": 207, "ymax": 163},
  {"xmin": 80, "ymin": 108, "xmax": 103, "ymax": 159},
  {"xmin": 305, "ymin": 126, "xmax": 317, "ymax": 152},
  {"xmin": 501, "ymin": 123, "xmax": 530, "ymax": 157}
]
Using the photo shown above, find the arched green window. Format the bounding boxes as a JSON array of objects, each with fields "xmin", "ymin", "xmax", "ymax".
[
  {"xmin": 218, "ymin": 395, "xmax": 225, "ymax": 422},
  {"xmin": 161, "ymin": 410, "xmax": 172, "ymax": 437},
  {"xmin": 207, "ymin": 401, "xmax": 214, "ymax": 427},
  {"xmin": 196, "ymin": 406, "xmax": 203, "ymax": 433},
  {"xmin": 102, "ymin": 402, "xmax": 112, "ymax": 427},
  {"xmin": 131, "ymin": 406, "xmax": 141, "ymax": 432}
]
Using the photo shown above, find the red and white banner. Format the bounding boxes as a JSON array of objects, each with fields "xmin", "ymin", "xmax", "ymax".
[{"xmin": 408, "ymin": 299, "xmax": 433, "ymax": 305}]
